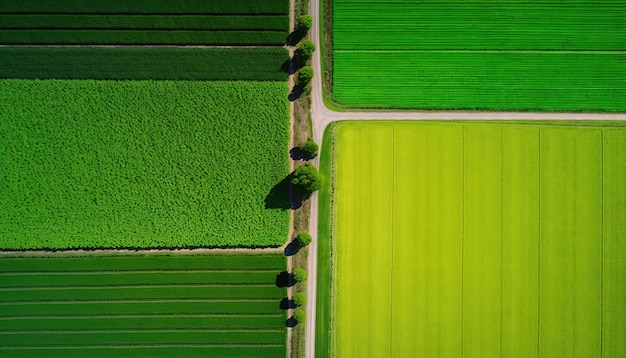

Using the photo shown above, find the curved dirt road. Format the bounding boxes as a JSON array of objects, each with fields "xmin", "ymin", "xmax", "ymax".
[{"xmin": 304, "ymin": 1, "xmax": 626, "ymax": 357}]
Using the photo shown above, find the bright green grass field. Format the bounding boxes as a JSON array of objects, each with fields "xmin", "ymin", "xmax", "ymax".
[
  {"xmin": 0, "ymin": 80, "xmax": 290, "ymax": 250},
  {"xmin": 332, "ymin": 0, "xmax": 626, "ymax": 111},
  {"xmin": 0, "ymin": 254, "xmax": 286, "ymax": 357},
  {"xmin": 326, "ymin": 121, "xmax": 626, "ymax": 357}
]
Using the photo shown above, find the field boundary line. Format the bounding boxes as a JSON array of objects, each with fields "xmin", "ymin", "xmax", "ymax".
[
  {"xmin": 0, "ymin": 298, "xmax": 279, "ymax": 305},
  {"xmin": 537, "ymin": 128, "xmax": 542, "ymax": 358},
  {"xmin": 0, "ymin": 314, "xmax": 284, "ymax": 320},
  {"xmin": 0, "ymin": 344, "xmax": 285, "ymax": 349},
  {"xmin": 0, "ymin": 284, "xmax": 277, "ymax": 291},
  {"xmin": 0, "ymin": 329, "xmax": 285, "ymax": 334},
  {"xmin": 0, "ymin": 269, "xmax": 281, "ymax": 275}
]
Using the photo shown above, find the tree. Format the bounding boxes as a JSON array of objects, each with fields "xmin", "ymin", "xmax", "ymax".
[
  {"xmin": 298, "ymin": 66, "xmax": 313, "ymax": 85},
  {"xmin": 293, "ymin": 309, "xmax": 306, "ymax": 323},
  {"xmin": 298, "ymin": 15, "xmax": 313, "ymax": 33},
  {"xmin": 298, "ymin": 40, "xmax": 316, "ymax": 62},
  {"xmin": 291, "ymin": 163, "xmax": 322, "ymax": 194},
  {"xmin": 292, "ymin": 267, "xmax": 307, "ymax": 282},
  {"xmin": 300, "ymin": 138, "xmax": 318, "ymax": 159},
  {"xmin": 293, "ymin": 292, "xmax": 307, "ymax": 307},
  {"xmin": 296, "ymin": 232, "xmax": 312, "ymax": 246}
]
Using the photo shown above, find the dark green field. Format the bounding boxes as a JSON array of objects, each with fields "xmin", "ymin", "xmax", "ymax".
[
  {"xmin": 0, "ymin": 254, "xmax": 287, "ymax": 357},
  {"xmin": 0, "ymin": 0, "xmax": 289, "ymax": 45},
  {"xmin": 0, "ymin": 47, "xmax": 289, "ymax": 81}
]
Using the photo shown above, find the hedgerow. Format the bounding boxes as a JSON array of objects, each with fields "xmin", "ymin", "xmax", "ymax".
[
  {"xmin": 0, "ymin": 80, "xmax": 290, "ymax": 249},
  {"xmin": 0, "ymin": 47, "xmax": 288, "ymax": 81}
]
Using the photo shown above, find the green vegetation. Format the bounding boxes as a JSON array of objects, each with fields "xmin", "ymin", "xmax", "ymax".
[
  {"xmin": 301, "ymin": 138, "xmax": 319, "ymax": 159},
  {"xmin": 0, "ymin": 47, "xmax": 288, "ymax": 81},
  {"xmin": 0, "ymin": 254, "xmax": 287, "ymax": 357},
  {"xmin": 0, "ymin": 0, "xmax": 288, "ymax": 45},
  {"xmin": 298, "ymin": 66, "xmax": 314, "ymax": 85},
  {"xmin": 292, "ymin": 164, "xmax": 322, "ymax": 194},
  {"xmin": 325, "ymin": 121, "xmax": 626, "ymax": 357},
  {"xmin": 298, "ymin": 15, "xmax": 313, "ymax": 33},
  {"xmin": 0, "ymin": 0, "xmax": 288, "ymax": 14},
  {"xmin": 332, "ymin": 1, "xmax": 626, "ymax": 111},
  {"xmin": 298, "ymin": 39, "xmax": 316, "ymax": 62},
  {"xmin": 0, "ymin": 80, "xmax": 290, "ymax": 249},
  {"xmin": 296, "ymin": 232, "xmax": 312, "ymax": 246},
  {"xmin": 292, "ymin": 267, "xmax": 308, "ymax": 283},
  {"xmin": 293, "ymin": 309, "xmax": 306, "ymax": 324},
  {"xmin": 293, "ymin": 292, "xmax": 307, "ymax": 307}
]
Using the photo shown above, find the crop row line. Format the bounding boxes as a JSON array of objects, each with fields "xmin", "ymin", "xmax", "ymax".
[
  {"xmin": 0, "ymin": 344, "xmax": 285, "ymax": 349},
  {"xmin": 0, "ymin": 269, "xmax": 280, "ymax": 275},
  {"xmin": 0, "ymin": 284, "xmax": 277, "ymax": 291},
  {"xmin": 0, "ymin": 329, "xmax": 283, "ymax": 334},
  {"xmin": 0, "ymin": 314, "xmax": 284, "ymax": 320},
  {"xmin": 0, "ymin": 298, "xmax": 278, "ymax": 305}
]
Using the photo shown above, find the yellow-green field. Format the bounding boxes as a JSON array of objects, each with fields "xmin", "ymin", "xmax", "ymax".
[{"xmin": 322, "ymin": 121, "xmax": 626, "ymax": 357}]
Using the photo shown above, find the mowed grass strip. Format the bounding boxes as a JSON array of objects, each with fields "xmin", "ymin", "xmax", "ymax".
[
  {"xmin": 390, "ymin": 123, "xmax": 463, "ymax": 356},
  {"xmin": 333, "ymin": 123, "xmax": 393, "ymax": 357},
  {"xmin": 602, "ymin": 129, "xmax": 626, "ymax": 357},
  {"xmin": 0, "ymin": 254, "xmax": 286, "ymax": 356},
  {"xmin": 0, "ymin": 255, "xmax": 283, "ymax": 272},
  {"xmin": 328, "ymin": 121, "xmax": 626, "ymax": 357},
  {"xmin": 539, "ymin": 128, "xmax": 603, "ymax": 357},
  {"xmin": 0, "ymin": 80, "xmax": 289, "ymax": 249}
]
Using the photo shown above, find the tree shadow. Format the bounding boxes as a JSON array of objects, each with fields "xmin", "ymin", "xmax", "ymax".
[
  {"xmin": 288, "ymin": 83, "xmax": 306, "ymax": 102},
  {"xmin": 265, "ymin": 175, "xmax": 308, "ymax": 210},
  {"xmin": 289, "ymin": 146, "xmax": 315, "ymax": 161},
  {"xmin": 281, "ymin": 58, "xmax": 297, "ymax": 75},
  {"xmin": 286, "ymin": 29, "xmax": 307, "ymax": 47},
  {"xmin": 280, "ymin": 298, "xmax": 297, "ymax": 310},
  {"xmin": 286, "ymin": 317, "xmax": 298, "ymax": 328},
  {"xmin": 284, "ymin": 239, "xmax": 303, "ymax": 256},
  {"xmin": 275, "ymin": 271, "xmax": 295, "ymax": 288}
]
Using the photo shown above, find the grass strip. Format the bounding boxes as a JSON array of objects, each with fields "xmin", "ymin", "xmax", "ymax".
[
  {"xmin": 0, "ymin": 47, "xmax": 289, "ymax": 81},
  {"xmin": 0, "ymin": 300, "xmax": 280, "ymax": 316},
  {"xmin": 0, "ymin": 29, "xmax": 286, "ymax": 46}
]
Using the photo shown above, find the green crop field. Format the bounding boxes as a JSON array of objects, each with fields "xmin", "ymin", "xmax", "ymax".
[
  {"xmin": 0, "ymin": 0, "xmax": 288, "ymax": 45},
  {"xmin": 332, "ymin": 1, "xmax": 626, "ymax": 111},
  {"xmin": 0, "ymin": 47, "xmax": 289, "ymax": 81},
  {"xmin": 0, "ymin": 254, "xmax": 287, "ymax": 357},
  {"xmin": 0, "ymin": 80, "xmax": 290, "ymax": 250},
  {"xmin": 317, "ymin": 121, "xmax": 626, "ymax": 357}
]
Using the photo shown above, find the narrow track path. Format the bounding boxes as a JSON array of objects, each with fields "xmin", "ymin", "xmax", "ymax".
[{"xmin": 305, "ymin": 1, "xmax": 626, "ymax": 357}]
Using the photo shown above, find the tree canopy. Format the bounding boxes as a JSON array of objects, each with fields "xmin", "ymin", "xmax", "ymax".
[{"xmin": 291, "ymin": 163, "xmax": 322, "ymax": 193}]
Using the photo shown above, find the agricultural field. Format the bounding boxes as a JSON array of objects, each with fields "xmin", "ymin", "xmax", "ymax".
[
  {"xmin": 0, "ymin": 80, "xmax": 290, "ymax": 250},
  {"xmin": 0, "ymin": 254, "xmax": 287, "ymax": 357},
  {"xmin": 0, "ymin": 0, "xmax": 289, "ymax": 45},
  {"xmin": 317, "ymin": 121, "xmax": 626, "ymax": 357},
  {"xmin": 332, "ymin": 1, "xmax": 626, "ymax": 111},
  {"xmin": 0, "ymin": 47, "xmax": 289, "ymax": 81}
]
